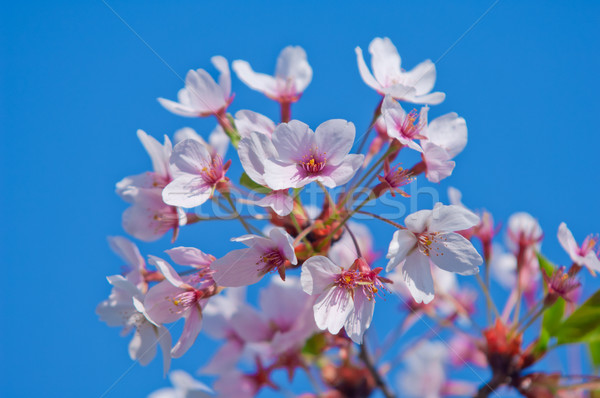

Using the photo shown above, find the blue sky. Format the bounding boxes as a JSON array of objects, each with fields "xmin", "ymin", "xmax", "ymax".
[{"xmin": 2, "ymin": 1, "xmax": 600, "ymax": 397}]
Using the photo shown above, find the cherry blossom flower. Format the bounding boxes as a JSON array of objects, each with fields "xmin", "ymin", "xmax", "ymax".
[
  {"xmin": 356, "ymin": 37, "xmax": 445, "ymax": 104},
  {"xmin": 116, "ymin": 130, "xmax": 173, "ymax": 200},
  {"xmin": 448, "ymin": 333, "xmax": 487, "ymax": 368},
  {"xmin": 543, "ymin": 266, "xmax": 581, "ymax": 304},
  {"xmin": 148, "ymin": 370, "xmax": 213, "ymax": 398},
  {"xmin": 158, "ymin": 56, "xmax": 232, "ymax": 117},
  {"xmin": 301, "ymin": 256, "xmax": 390, "ymax": 343},
  {"xmin": 507, "ymin": 212, "xmax": 543, "ymax": 251},
  {"xmin": 143, "ymin": 256, "xmax": 216, "ymax": 358},
  {"xmin": 373, "ymin": 161, "xmax": 413, "ymax": 198},
  {"xmin": 96, "ymin": 275, "xmax": 172, "ymax": 374},
  {"xmin": 262, "ymin": 120, "xmax": 364, "ymax": 190},
  {"xmin": 237, "ymin": 131, "xmax": 293, "ymax": 216},
  {"xmin": 162, "ymin": 139, "xmax": 230, "ymax": 208},
  {"xmin": 116, "ymin": 130, "xmax": 187, "ymax": 241},
  {"xmin": 107, "ymin": 235, "xmax": 147, "ymax": 290},
  {"xmin": 381, "ymin": 94, "xmax": 428, "ymax": 151},
  {"xmin": 122, "ymin": 189, "xmax": 187, "ymax": 242},
  {"xmin": 233, "ymin": 46, "xmax": 312, "ymax": 104},
  {"xmin": 557, "ymin": 222, "xmax": 600, "ymax": 275},
  {"xmin": 211, "ymin": 228, "xmax": 297, "ymax": 286},
  {"xmin": 420, "ymin": 113, "xmax": 468, "ymax": 183},
  {"xmin": 386, "ymin": 203, "xmax": 482, "ymax": 304}
]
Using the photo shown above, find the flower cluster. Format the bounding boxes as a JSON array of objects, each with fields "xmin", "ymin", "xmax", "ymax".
[{"xmin": 98, "ymin": 37, "xmax": 600, "ymax": 397}]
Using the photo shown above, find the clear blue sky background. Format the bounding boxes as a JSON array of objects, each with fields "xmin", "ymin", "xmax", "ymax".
[{"xmin": 2, "ymin": 1, "xmax": 600, "ymax": 397}]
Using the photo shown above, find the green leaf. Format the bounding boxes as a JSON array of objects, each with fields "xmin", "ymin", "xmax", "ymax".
[
  {"xmin": 590, "ymin": 342, "xmax": 600, "ymax": 368},
  {"xmin": 302, "ymin": 333, "xmax": 326, "ymax": 357},
  {"xmin": 554, "ymin": 289, "xmax": 600, "ymax": 345},
  {"xmin": 536, "ymin": 253, "xmax": 554, "ymax": 292},
  {"xmin": 533, "ymin": 328, "xmax": 551, "ymax": 356},
  {"xmin": 543, "ymin": 297, "xmax": 565, "ymax": 336},
  {"xmin": 239, "ymin": 172, "xmax": 270, "ymax": 194}
]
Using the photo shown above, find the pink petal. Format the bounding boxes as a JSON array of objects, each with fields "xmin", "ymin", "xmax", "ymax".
[
  {"xmin": 401, "ymin": 59, "xmax": 436, "ymax": 96},
  {"xmin": 313, "ymin": 287, "xmax": 354, "ymax": 334},
  {"xmin": 314, "ymin": 119, "xmax": 355, "ymax": 165},
  {"xmin": 165, "ymin": 246, "xmax": 214, "ymax": 268},
  {"xmin": 171, "ymin": 306, "xmax": 203, "ymax": 358},
  {"xmin": 301, "ymin": 255, "xmax": 340, "ymax": 295},
  {"xmin": 386, "ymin": 229, "xmax": 418, "ymax": 272},
  {"xmin": 318, "ymin": 154, "xmax": 364, "ymax": 187},
  {"xmin": 428, "ymin": 203, "xmax": 480, "ymax": 232},
  {"xmin": 253, "ymin": 190, "xmax": 294, "ymax": 216},
  {"xmin": 275, "ymin": 46, "xmax": 312, "ymax": 93},
  {"xmin": 368, "ymin": 37, "xmax": 401, "ymax": 85},
  {"xmin": 355, "ymin": 46, "xmax": 381, "ymax": 91},
  {"xmin": 263, "ymin": 158, "xmax": 302, "ymax": 190},
  {"xmin": 211, "ymin": 55, "xmax": 231, "ymax": 99},
  {"xmin": 428, "ymin": 232, "xmax": 482, "ymax": 275},
  {"xmin": 404, "ymin": 208, "xmax": 433, "ymax": 234},
  {"xmin": 426, "ymin": 113, "xmax": 467, "ymax": 158},
  {"xmin": 238, "ymin": 131, "xmax": 278, "ymax": 186},
  {"xmin": 162, "ymin": 174, "xmax": 212, "ymax": 208},
  {"xmin": 268, "ymin": 228, "xmax": 297, "ymax": 265},
  {"xmin": 147, "ymin": 256, "xmax": 187, "ymax": 288},
  {"xmin": 232, "ymin": 60, "xmax": 277, "ymax": 97},
  {"xmin": 107, "ymin": 236, "xmax": 145, "ymax": 272},
  {"xmin": 211, "ymin": 248, "xmax": 263, "ymax": 287},
  {"xmin": 344, "ymin": 290, "xmax": 375, "ymax": 343},
  {"xmin": 271, "ymin": 120, "xmax": 313, "ymax": 162},
  {"xmin": 235, "ymin": 110, "xmax": 275, "ymax": 138},
  {"xmin": 157, "ymin": 97, "xmax": 201, "ymax": 117},
  {"xmin": 402, "ymin": 251, "xmax": 435, "ymax": 304}
]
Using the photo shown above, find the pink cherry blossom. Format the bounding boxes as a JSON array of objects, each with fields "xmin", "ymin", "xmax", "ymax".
[
  {"xmin": 557, "ymin": 222, "xmax": 600, "ymax": 275},
  {"xmin": 448, "ymin": 333, "xmax": 487, "ymax": 368},
  {"xmin": 162, "ymin": 139, "xmax": 230, "ymax": 208},
  {"xmin": 301, "ymin": 256, "xmax": 390, "ymax": 343},
  {"xmin": 143, "ymin": 256, "xmax": 215, "ymax": 358},
  {"xmin": 262, "ymin": 120, "xmax": 364, "ymax": 190},
  {"xmin": 211, "ymin": 228, "xmax": 298, "ymax": 286},
  {"xmin": 356, "ymin": 37, "xmax": 445, "ymax": 104},
  {"xmin": 107, "ymin": 235, "xmax": 147, "ymax": 290},
  {"xmin": 507, "ymin": 212, "xmax": 543, "ymax": 251},
  {"xmin": 116, "ymin": 130, "xmax": 173, "ymax": 200},
  {"xmin": 116, "ymin": 130, "xmax": 187, "ymax": 241},
  {"xmin": 237, "ymin": 131, "xmax": 293, "ymax": 216},
  {"xmin": 123, "ymin": 188, "xmax": 187, "ymax": 242},
  {"xmin": 96, "ymin": 275, "xmax": 172, "ymax": 374},
  {"xmin": 233, "ymin": 46, "xmax": 312, "ymax": 104},
  {"xmin": 386, "ymin": 203, "xmax": 482, "ymax": 304},
  {"xmin": 158, "ymin": 56, "xmax": 232, "ymax": 117},
  {"xmin": 381, "ymin": 94, "xmax": 428, "ymax": 151},
  {"xmin": 420, "ymin": 112, "xmax": 468, "ymax": 183},
  {"xmin": 148, "ymin": 370, "xmax": 213, "ymax": 398}
]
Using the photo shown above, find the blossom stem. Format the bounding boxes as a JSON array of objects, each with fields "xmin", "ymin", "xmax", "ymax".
[
  {"xmin": 341, "ymin": 146, "xmax": 394, "ymax": 211},
  {"xmin": 344, "ymin": 224, "xmax": 362, "ymax": 257},
  {"xmin": 475, "ymin": 273, "xmax": 500, "ymax": 320},
  {"xmin": 359, "ymin": 341, "xmax": 395, "ymax": 398},
  {"xmin": 280, "ymin": 101, "xmax": 292, "ymax": 123},
  {"xmin": 513, "ymin": 301, "xmax": 546, "ymax": 335},
  {"xmin": 355, "ymin": 209, "xmax": 405, "ymax": 229},
  {"xmin": 317, "ymin": 191, "xmax": 376, "ymax": 251},
  {"xmin": 290, "ymin": 211, "xmax": 314, "ymax": 253},
  {"xmin": 222, "ymin": 192, "xmax": 260, "ymax": 235}
]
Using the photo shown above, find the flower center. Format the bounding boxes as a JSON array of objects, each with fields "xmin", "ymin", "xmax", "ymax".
[
  {"xmin": 335, "ymin": 271, "xmax": 357, "ymax": 290},
  {"xmin": 417, "ymin": 232, "xmax": 444, "ymax": 257},
  {"xmin": 397, "ymin": 109, "xmax": 425, "ymax": 140},
  {"xmin": 171, "ymin": 290, "xmax": 200, "ymax": 308},
  {"xmin": 199, "ymin": 155, "xmax": 225, "ymax": 185},
  {"xmin": 300, "ymin": 150, "xmax": 327, "ymax": 174},
  {"xmin": 256, "ymin": 248, "xmax": 286, "ymax": 274}
]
